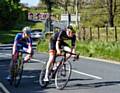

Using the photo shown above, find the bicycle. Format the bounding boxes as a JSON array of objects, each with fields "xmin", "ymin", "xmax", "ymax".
[
  {"xmin": 9, "ymin": 49, "xmax": 31, "ymax": 87},
  {"xmin": 39, "ymin": 50, "xmax": 79, "ymax": 90}
]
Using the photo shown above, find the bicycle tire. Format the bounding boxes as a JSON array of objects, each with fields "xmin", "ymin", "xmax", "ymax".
[
  {"xmin": 55, "ymin": 60, "xmax": 72, "ymax": 90},
  {"xmin": 9, "ymin": 60, "xmax": 15, "ymax": 85},
  {"xmin": 39, "ymin": 64, "xmax": 49, "ymax": 88},
  {"xmin": 14, "ymin": 62, "xmax": 23, "ymax": 87},
  {"xmin": 10, "ymin": 53, "xmax": 23, "ymax": 87}
]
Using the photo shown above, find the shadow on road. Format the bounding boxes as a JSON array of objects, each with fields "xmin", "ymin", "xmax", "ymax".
[{"xmin": 65, "ymin": 79, "xmax": 120, "ymax": 90}]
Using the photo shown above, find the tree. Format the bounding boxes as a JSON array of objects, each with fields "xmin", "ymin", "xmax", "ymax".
[
  {"xmin": 79, "ymin": 0, "xmax": 120, "ymax": 27},
  {"xmin": 106, "ymin": 0, "xmax": 116, "ymax": 27},
  {"xmin": 0, "ymin": 0, "xmax": 23, "ymax": 29}
]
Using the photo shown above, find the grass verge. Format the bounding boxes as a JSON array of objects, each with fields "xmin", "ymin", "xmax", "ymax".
[{"xmin": 37, "ymin": 39, "xmax": 120, "ymax": 62}]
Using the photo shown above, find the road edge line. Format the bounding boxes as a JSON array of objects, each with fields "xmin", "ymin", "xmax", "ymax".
[{"xmin": 0, "ymin": 82, "xmax": 10, "ymax": 93}]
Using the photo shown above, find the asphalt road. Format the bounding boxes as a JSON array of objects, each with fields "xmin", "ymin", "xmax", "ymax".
[{"xmin": 0, "ymin": 47, "xmax": 120, "ymax": 93}]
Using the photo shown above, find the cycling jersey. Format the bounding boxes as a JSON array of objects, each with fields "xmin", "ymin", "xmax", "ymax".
[
  {"xmin": 14, "ymin": 33, "xmax": 32, "ymax": 51},
  {"xmin": 49, "ymin": 30, "xmax": 76, "ymax": 50}
]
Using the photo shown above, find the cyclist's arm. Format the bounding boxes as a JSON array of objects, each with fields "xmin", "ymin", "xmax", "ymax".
[
  {"xmin": 71, "ymin": 35, "xmax": 76, "ymax": 54},
  {"xmin": 71, "ymin": 46, "xmax": 75, "ymax": 52},
  {"xmin": 12, "ymin": 34, "xmax": 19, "ymax": 55},
  {"xmin": 26, "ymin": 38, "xmax": 32, "ymax": 54},
  {"xmin": 27, "ymin": 43, "xmax": 32, "ymax": 53},
  {"xmin": 12, "ymin": 41, "xmax": 17, "ymax": 55},
  {"xmin": 56, "ymin": 40, "xmax": 61, "ymax": 54},
  {"xmin": 56, "ymin": 31, "xmax": 62, "ymax": 54}
]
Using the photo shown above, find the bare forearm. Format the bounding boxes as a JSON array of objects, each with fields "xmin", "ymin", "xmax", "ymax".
[
  {"xmin": 12, "ymin": 42, "xmax": 17, "ymax": 55},
  {"xmin": 56, "ymin": 41, "xmax": 60, "ymax": 51}
]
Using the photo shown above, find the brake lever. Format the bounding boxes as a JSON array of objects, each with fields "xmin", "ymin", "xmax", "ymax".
[{"xmin": 73, "ymin": 53, "xmax": 80, "ymax": 61}]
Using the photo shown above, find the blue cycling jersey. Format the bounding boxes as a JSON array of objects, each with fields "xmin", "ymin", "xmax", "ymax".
[{"xmin": 14, "ymin": 33, "xmax": 32, "ymax": 49}]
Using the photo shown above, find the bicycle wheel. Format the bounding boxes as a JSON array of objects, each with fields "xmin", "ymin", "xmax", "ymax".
[
  {"xmin": 55, "ymin": 60, "xmax": 72, "ymax": 90},
  {"xmin": 14, "ymin": 61, "xmax": 23, "ymax": 87},
  {"xmin": 11, "ymin": 52, "xmax": 23, "ymax": 88},
  {"xmin": 39, "ymin": 64, "xmax": 49, "ymax": 88},
  {"xmin": 9, "ymin": 60, "xmax": 16, "ymax": 85}
]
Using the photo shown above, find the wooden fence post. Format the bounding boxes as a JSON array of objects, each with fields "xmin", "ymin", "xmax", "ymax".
[
  {"xmin": 90, "ymin": 27, "xmax": 92, "ymax": 40},
  {"xmin": 114, "ymin": 26, "xmax": 117, "ymax": 41},
  {"xmin": 97, "ymin": 26, "xmax": 100, "ymax": 40},
  {"xmin": 83, "ymin": 27, "xmax": 86, "ymax": 41},
  {"xmin": 77, "ymin": 31, "xmax": 81, "ymax": 40},
  {"xmin": 105, "ymin": 26, "xmax": 108, "ymax": 42}
]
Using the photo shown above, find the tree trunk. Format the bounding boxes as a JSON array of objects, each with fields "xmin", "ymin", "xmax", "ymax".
[{"xmin": 108, "ymin": 0, "xmax": 114, "ymax": 27}]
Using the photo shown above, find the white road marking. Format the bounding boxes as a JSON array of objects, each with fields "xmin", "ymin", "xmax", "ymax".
[
  {"xmin": 0, "ymin": 53, "xmax": 11, "ymax": 57},
  {"xmin": 72, "ymin": 69, "xmax": 102, "ymax": 79},
  {"xmin": 22, "ymin": 75, "xmax": 36, "ymax": 78},
  {"xmin": 32, "ymin": 58, "xmax": 103, "ymax": 79},
  {"xmin": 0, "ymin": 82, "xmax": 10, "ymax": 93},
  {"xmin": 31, "ymin": 59, "xmax": 45, "ymax": 64},
  {"xmin": 0, "ymin": 53, "xmax": 103, "ymax": 80}
]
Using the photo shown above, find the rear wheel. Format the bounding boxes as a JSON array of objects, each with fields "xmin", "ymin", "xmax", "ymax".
[
  {"xmin": 9, "ymin": 61, "xmax": 15, "ymax": 85},
  {"xmin": 55, "ymin": 61, "xmax": 72, "ymax": 90},
  {"xmin": 39, "ymin": 64, "xmax": 49, "ymax": 88}
]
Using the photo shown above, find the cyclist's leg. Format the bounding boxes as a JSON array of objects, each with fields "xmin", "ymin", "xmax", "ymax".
[
  {"xmin": 44, "ymin": 50, "xmax": 56, "ymax": 81},
  {"xmin": 12, "ymin": 52, "xmax": 19, "ymax": 63},
  {"xmin": 44, "ymin": 38, "xmax": 56, "ymax": 81},
  {"xmin": 6, "ymin": 50, "xmax": 18, "ymax": 80},
  {"xmin": 63, "ymin": 46, "xmax": 76, "ymax": 58},
  {"xmin": 60, "ymin": 42, "xmax": 71, "ymax": 52},
  {"xmin": 61, "ymin": 42, "xmax": 76, "ymax": 57},
  {"xmin": 61, "ymin": 42, "xmax": 72, "ymax": 57}
]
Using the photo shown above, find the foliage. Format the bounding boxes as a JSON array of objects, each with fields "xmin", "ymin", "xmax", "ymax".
[
  {"xmin": 36, "ymin": 39, "xmax": 49, "ymax": 53},
  {"xmin": 0, "ymin": 21, "xmax": 40, "ymax": 44},
  {"xmin": 39, "ymin": 0, "xmax": 120, "ymax": 27},
  {"xmin": 0, "ymin": 0, "xmax": 25, "ymax": 30},
  {"xmin": 76, "ymin": 41, "xmax": 120, "ymax": 61}
]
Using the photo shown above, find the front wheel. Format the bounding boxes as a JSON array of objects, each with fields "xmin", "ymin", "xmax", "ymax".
[
  {"xmin": 55, "ymin": 61, "xmax": 72, "ymax": 90},
  {"xmin": 14, "ymin": 63, "xmax": 23, "ymax": 87},
  {"xmin": 9, "ymin": 59, "xmax": 23, "ymax": 87}
]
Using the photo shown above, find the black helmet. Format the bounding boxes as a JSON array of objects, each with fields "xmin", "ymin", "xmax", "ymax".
[{"xmin": 67, "ymin": 25, "xmax": 76, "ymax": 33}]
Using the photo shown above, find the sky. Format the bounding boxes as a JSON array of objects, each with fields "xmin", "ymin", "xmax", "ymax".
[{"xmin": 20, "ymin": 0, "xmax": 40, "ymax": 7}]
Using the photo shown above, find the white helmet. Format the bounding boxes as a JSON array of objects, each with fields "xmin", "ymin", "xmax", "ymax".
[{"xmin": 22, "ymin": 26, "xmax": 31, "ymax": 35}]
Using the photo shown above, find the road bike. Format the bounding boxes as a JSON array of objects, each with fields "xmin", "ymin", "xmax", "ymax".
[
  {"xmin": 9, "ymin": 50, "xmax": 31, "ymax": 87},
  {"xmin": 39, "ymin": 50, "xmax": 79, "ymax": 90}
]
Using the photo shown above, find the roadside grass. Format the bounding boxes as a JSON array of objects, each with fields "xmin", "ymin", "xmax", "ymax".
[
  {"xmin": 36, "ymin": 39, "xmax": 49, "ymax": 53},
  {"xmin": 76, "ymin": 41, "xmax": 120, "ymax": 61},
  {"xmin": 0, "ymin": 29, "xmax": 19, "ymax": 44},
  {"xmin": 0, "ymin": 22, "xmax": 44, "ymax": 44},
  {"xmin": 37, "ymin": 39, "xmax": 120, "ymax": 62}
]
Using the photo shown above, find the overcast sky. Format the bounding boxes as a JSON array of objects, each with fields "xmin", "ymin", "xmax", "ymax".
[{"xmin": 20, "ymin": 0, "xmax": 40, "ymax": 7}]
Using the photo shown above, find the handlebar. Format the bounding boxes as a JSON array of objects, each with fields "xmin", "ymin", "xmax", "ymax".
[
  {"xmin": 18, "ymin": 50, "xmax": 32, "ymax": 54},
  {"xmin": 56, "ymin": 50, "xmax": 80, "ymax": 61}
]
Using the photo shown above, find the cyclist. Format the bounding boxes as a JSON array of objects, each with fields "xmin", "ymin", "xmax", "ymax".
[
  {"xmin": 7, "ymin": 26, "xmax": 33, "ymax": 80},
  {"xmin": 44, "ymin": 25, "xmax": 76, "ymax": 81}
]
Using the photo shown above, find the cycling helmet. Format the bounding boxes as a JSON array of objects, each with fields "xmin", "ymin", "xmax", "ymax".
[
  {"xmin": 67, "ymin": 25, "xmax": 76, "ymax": 33},
  {"xmin": 22, "ymin": 26, "xmax": 31, "ymax": 35}
]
